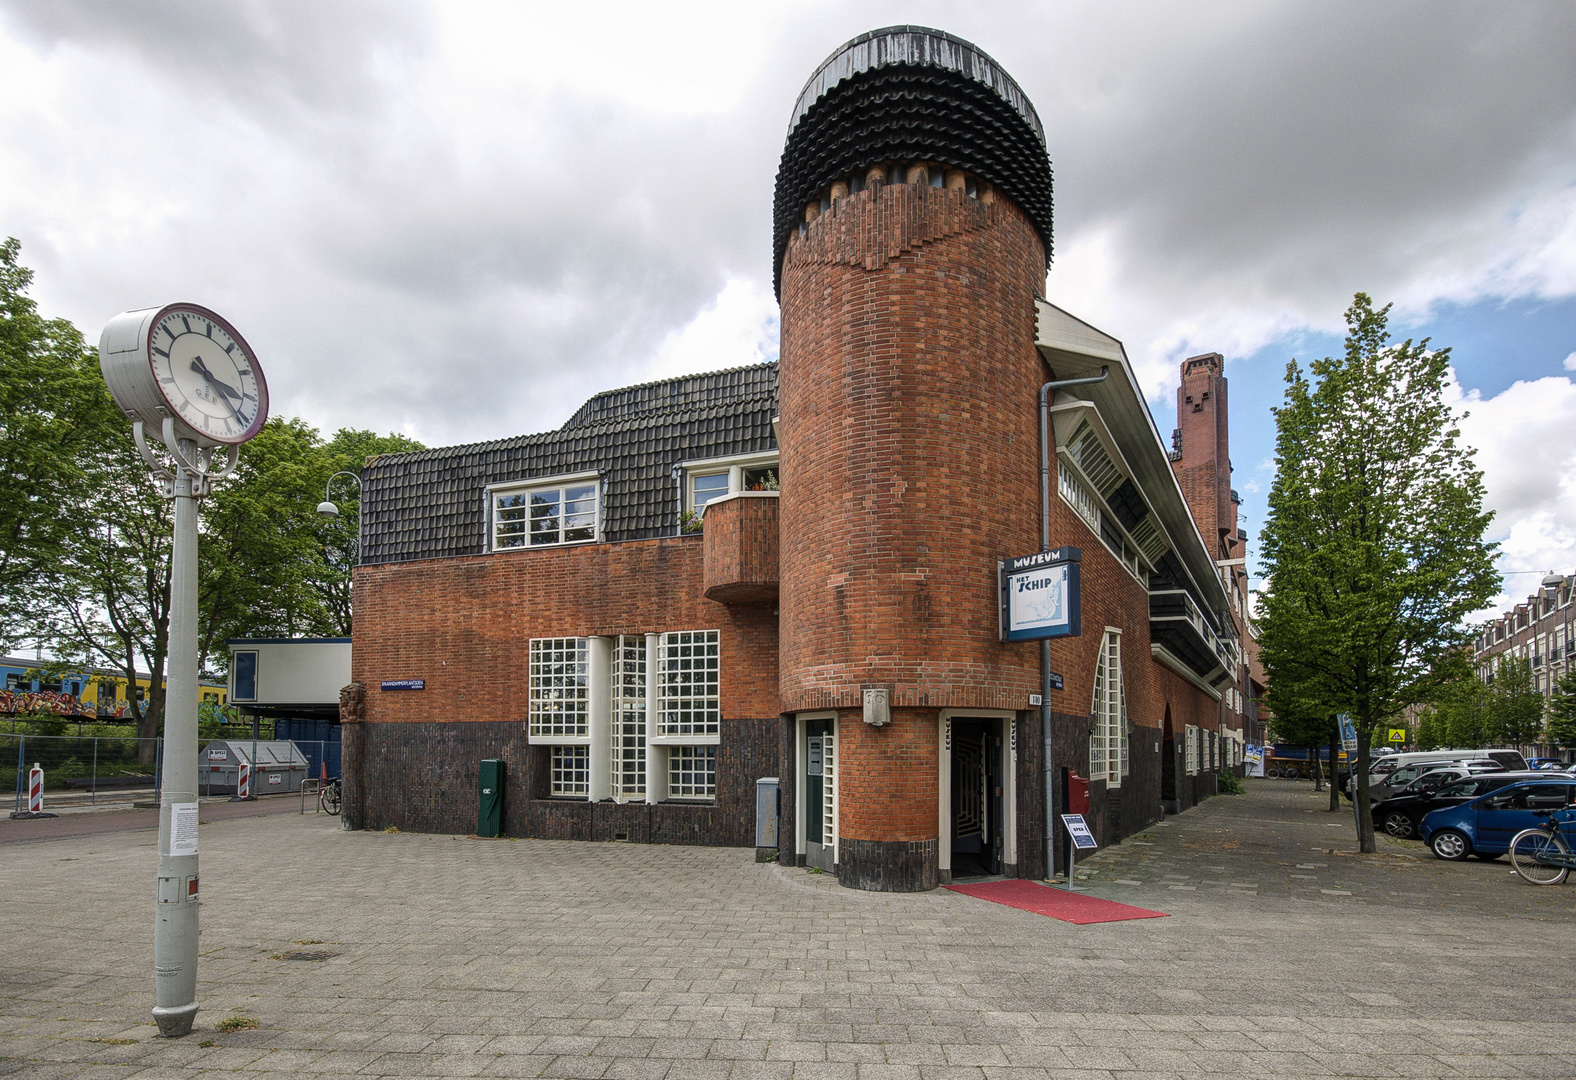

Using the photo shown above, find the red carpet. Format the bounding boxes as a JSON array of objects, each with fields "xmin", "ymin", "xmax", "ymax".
[{"xmin": 944, "ymin": 879, "xmax": 1169, "ymax": 924}]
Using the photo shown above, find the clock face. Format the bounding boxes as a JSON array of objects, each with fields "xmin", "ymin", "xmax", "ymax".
[{"xmin": 146, "ymin": 306, "xmax": 268, "ymax": 443}]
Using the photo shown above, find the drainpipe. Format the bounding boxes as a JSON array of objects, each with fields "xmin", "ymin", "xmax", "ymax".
[{"xmin": 1038, "ymin": 365, "xmax": 1108, "ymax": 879}]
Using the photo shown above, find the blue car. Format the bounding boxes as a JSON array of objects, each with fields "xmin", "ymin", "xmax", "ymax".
[{"xmin": 1419, "ymin": 778, "xmax": 1576, "ymax": 861}]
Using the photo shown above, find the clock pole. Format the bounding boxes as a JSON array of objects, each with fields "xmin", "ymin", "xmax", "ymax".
[
  {"xmin": 153, "ymin": 437, "xmax": 203, "ymax": 1037},
  {"xmin": 98, "ymin": 304, "xmax": 266, "ymax": 1039}
]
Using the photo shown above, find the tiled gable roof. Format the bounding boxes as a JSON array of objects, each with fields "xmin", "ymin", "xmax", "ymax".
[{"xmin": 360, "ymin": 363, "xmax": 778, "ymax": 565}]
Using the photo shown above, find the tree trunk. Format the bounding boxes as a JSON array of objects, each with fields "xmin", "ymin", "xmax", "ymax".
[
  {"xmin": 1355, "ymin": 724, "xmax": 1376, "ymax": 852},
  {"xmin": 1328, "ymin": 729, "xmax": 1340, "ymax": 812}
]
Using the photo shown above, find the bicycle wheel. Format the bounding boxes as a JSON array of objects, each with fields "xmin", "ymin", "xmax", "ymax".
[
  {"xmin": 320, "ymin": 782, "xmax": 342, "ymax": 816},
  {"xmin": 1509, "ymin": 829, "xmax": 1569, "ymax": 885}
]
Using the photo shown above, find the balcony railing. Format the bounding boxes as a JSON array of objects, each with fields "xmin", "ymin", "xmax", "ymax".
[{"xmin": 1149, "ymin": 588, "xmax": 1237, "ymax": 689}]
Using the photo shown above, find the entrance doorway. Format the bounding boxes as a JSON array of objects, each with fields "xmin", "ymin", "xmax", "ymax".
[
  {"xmin": 950, "ymin": 718, "xmax": 1004, "ymax": 877},
  {"xmin": 802, "ymin": 716, "xmax": 836, "ymax": 872}
]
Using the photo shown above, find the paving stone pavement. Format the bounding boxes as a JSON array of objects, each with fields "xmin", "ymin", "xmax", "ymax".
[{"xmin": 3, "ymin": 779, "xmax": 1575, "ymax": 1079}]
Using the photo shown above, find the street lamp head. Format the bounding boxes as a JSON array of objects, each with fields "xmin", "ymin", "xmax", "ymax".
[{"xmin": 317, "ymin": 501, "xmax": 340, "ymax": 518}]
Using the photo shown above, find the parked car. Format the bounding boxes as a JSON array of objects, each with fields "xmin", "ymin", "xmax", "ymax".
[
  {"xmin": 1345, "ymin": 749, "xmax": 1525, "ymax": 798},
  {"xmin": 1419, "ymin": 778, "xmax": 1576, "ymax": 860},
  {"xmin": 1361, "ymin": 760, "xmax": 1502, "ymax": 804},
  {"xmin": 1370, "ymin": 770, "xmax": 1543, "ymax": 839},
  {"xmin": 1526, "ymin": 757, "xmax": 1568, "ymax": 770}
]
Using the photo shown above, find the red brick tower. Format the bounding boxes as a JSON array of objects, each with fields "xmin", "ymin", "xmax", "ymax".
[
  {"xmin": 774, "ymin": 28, "xmax": 1055, "ymax": 891},
  {"xmin": 1172, "ymin": 353, "xmax": 1234, "ymax": 558}
]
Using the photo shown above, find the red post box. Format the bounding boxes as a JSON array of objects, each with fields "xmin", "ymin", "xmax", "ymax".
[{"xmin": 1067, "ymin": 772, "xmax": 1090, "ymax": 815}]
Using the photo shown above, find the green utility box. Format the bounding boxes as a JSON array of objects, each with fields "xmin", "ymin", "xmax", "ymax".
[{"xmin": 478, "ymin": 759, "xmax": 505, "ymax": 838}]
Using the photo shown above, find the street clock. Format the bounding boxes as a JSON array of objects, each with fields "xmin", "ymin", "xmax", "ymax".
[{"xmin": 99, "ymin": 303, "xmax": 269, "ymax": 446}]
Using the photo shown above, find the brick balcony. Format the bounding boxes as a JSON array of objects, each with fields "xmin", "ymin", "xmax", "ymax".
[{"xmin": 702, "ymin": 492, "xmax": 778, "ymax": 605}]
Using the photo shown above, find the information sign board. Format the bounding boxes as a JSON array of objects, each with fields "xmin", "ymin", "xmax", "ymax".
[
  {"xmin": 1338, "ymin": 714, "xmax": 1358, "ymax": 755},
  {"xmin": 1061, "ymin": 813, "xmax": 1098, "ymax": 850},
  {"xmin": 999, "ymin": 547, "xmax": 1081, "ymax": 642},
  {"xmin": 1387, "ymin": 728, "xmax": 1406, "ymax": 743},
  {"xmin": 381, "ymin": 679, "xmax": 425, "ymax": 691}
]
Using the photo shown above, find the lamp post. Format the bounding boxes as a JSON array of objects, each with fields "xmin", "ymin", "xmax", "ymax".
[
  {"xmin": 318, "ymin": 471, "xmax": 362, "ymax": 529},
  {"xmin": 98, "ymin": 304, "xmax": 268, "ymax": 1039}
]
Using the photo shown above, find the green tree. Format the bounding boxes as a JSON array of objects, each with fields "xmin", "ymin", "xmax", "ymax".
[
  {"xmin": 1266, "ymin": 674, "xmax": 1341, "ymax": 809},
  {"xmin": 1431, "ymin": 673, "xmax": 1492, "ymax": 749},
  {"xmin": 1489, "ymin": 654, "xmax": 1544, "ymax": 749},
  {"xmin": 1548, "ymin": 669, "xmax": 1576, "ymax": 752},
  {"xmin": 1414, "ymin": 706, "xmax": 1442, "ymax": 751},
  {"xmin": 3, "ymin": 242, "xmax": 420, "ymax": 755},
  {"xmin": 1257, "ymin": 294, "xmax": 1499, "ymax": 852},
  {"xmin": 0, "ymin": 238, "xmax": 115, "ymax": 650}
]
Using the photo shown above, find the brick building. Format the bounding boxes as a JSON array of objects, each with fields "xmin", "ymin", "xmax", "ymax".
[
  {"xmin": 343, "ymin": 26, "xmax": 1253, "ymax": 891},
  {"xmin": 1473, "ymin": 572, "xmax": 1575, "ymax": 711}
]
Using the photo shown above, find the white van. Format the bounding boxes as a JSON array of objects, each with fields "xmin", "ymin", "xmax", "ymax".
[
  {"xmin": 1347, "ymin": 748, "xmax": 1527, "ymax": 797},
  {"xmin": 1385, "ymin": 749, "xmax": 1527, "ymax": 772}
]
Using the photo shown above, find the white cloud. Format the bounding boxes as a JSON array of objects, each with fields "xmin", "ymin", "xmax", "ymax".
[
  {"xmin": 2, "ymin": 0, "xmax": 1575, "ymax": 455},
  {"xmin": 1449, "ymin": 370, "xmax": 1576, "ymax": 617},
  {"xmin": 1564, "ymin": 351, "xmax": 1576, "ymax": 372}
]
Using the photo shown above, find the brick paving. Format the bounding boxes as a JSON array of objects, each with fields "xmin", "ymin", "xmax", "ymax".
[{"xmin": 2, "ymin": 779, "xmax": 1574, "ymax": 1079}]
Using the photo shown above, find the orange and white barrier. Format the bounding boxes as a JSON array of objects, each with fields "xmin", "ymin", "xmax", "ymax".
[
  {"xmin": 237, "ymin": 761, "xmax": 251, "ymax": 799},
  {"xmin": 28, "ymin": 764, "xmax": 43, "ymax": 813}
]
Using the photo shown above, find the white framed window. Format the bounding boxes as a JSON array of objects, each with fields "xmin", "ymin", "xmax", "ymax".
[
  {"xmin": 611, "ymin": 635, "xmax": 647, "ymax": 799},
  {"xmin": 1089, "ymin": 630, "xmax": 1126, "ymax": 786},
  {"xmin": 528, "ymin": 638, "xmax": 589, "ymax": 740},
  {"xmin": 668, "ymin": 745, "xmax": 717, "ymax": 799},
  {"xmin": 682, "ymin": 452, "xmax": 779, "ymax": 514},
  {"xmin": 491, "ymin": 472, "xmax": 600, "ymax": 549},
  {"xmin": 657, "ymin": 630, "xmax": 720, "ymax": 737},
  {"xmin": 551, "ymin": 746, "xmax": 589, "ymax": 797},
  {"xmin": 1185, "ymin": 724, "xmax": 1199, "ymax": 775}
]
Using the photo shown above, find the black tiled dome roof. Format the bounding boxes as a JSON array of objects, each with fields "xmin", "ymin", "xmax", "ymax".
[{"xmin": 772, "ymin": 26, "xmax": 1054, "ymax": 296}]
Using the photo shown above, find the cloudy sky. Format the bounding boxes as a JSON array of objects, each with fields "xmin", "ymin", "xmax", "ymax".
[{"xmin": 2, "ymin": 1, "xmax": 1574, "ymax": 618}]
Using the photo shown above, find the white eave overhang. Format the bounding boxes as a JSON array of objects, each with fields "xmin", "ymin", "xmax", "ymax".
[{"xmin": 1033, "ymin": 298, "xmax": 1232, "ymax": 622}]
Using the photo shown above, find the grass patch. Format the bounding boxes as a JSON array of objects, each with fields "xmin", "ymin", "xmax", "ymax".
[
  {"xmin": 215, "ymin": 1016, "xmax": 258, "ymax": 1033},
  {"xmin": 90, "ymin": 1038, "xmax": 138, "ymax": 1045},
  {"xmin": 381, "ymin": 825, "xmax": 400, "ymax": 834}
]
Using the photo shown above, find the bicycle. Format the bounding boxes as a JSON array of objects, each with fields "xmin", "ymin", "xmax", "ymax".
[
  {"xmin": 318, "ymin": 777, "xmax": 342, "ymax": 816},
  {"xmin": 1508, "ymin": 810, "xmax": 1576, "ymax": 886}
]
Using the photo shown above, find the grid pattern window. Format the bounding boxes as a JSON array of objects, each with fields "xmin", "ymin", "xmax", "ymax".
[
  {"xmin": 1058, "ymin": 463, "xmax": 1103, "ymax": 536},
  {"xmin": 494, "ymin": 478, "xmax": 598, "ymax": 549},
  {"xmin": 659, "ymin": 631, "xmax": 720, "ymax": 737},
  {"xmin": 612, "ymin": 635, "xmax": 647, "ymax": 799},
  {"xmin": 529, "ymin": 638, "xmax": 589, "ymax": 739},
  {"xmin": 1089, "ymin": 631, "xmax": 1126, "ymax": 786},
  {"xmin": 668, "ymin": 745, "xmax": 716, "ymax": 799},
  {"xmin": 550, "ymin": 746, "xmax": 590, "ymax": 797},
  {"xmin": 1185, "ymin": 724, "xmax": 1199, "ymax": 775}
]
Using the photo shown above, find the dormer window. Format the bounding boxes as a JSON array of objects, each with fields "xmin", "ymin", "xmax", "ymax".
[
  {"xmin": 490, "ymin": 472, "xmax": 600, "ymax": 550},
  {"xmin": 682, "ymin": 452, "xmax": 779, "ymax": 515}
]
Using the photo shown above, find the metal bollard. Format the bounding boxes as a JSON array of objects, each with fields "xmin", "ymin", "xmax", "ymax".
[{"xmin": 29, "ymin": 763, "xmax": 43, "ymax": 813}]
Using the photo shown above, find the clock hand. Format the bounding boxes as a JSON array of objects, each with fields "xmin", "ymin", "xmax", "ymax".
[
  {"xmin": 191, "ymin": 356, "xmax": 244, "ymax": 401},
  {"xmin": 190, "ymin": 357, "xmax": 245, "ymax": 423}
]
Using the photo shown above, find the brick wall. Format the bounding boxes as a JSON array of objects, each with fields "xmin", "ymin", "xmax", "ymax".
[
  {"xmin": 353, "ymin": 536, "xmax": 779, "ymax": 724},
  {"xmin": 349, "ymin": 535, "xmax": 780, "ymax": 842},
  {"xmin": 341, "ymin": 715, "xmax": 776, "ymax": 844}
]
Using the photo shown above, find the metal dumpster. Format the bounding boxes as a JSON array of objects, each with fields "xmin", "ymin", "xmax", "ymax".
[{"xmin": 199, "ymin": 740, "xmax": 310, "ymax": 795}]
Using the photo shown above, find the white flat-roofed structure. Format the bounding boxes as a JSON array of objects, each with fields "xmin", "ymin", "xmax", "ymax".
[{"xmin": 226, "ymin": 638, "xmax": 351, "ymax": 710}]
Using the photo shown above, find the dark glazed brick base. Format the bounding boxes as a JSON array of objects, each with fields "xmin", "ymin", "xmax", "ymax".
[
  {"xmin": 838, "ymin": 837, "xmax": 939, "ymax": 892},
  {"xmin": 348, "ymin": 717, "xmax": 779, "ymax": 845}
]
